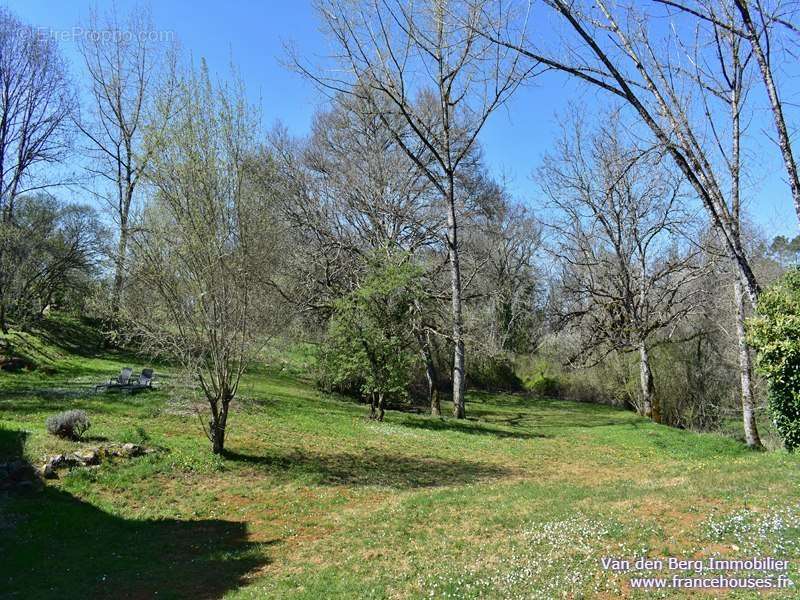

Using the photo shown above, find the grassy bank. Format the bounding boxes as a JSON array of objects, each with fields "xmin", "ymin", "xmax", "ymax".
[{"xmin": 1, "ymin": 319, "xmax": 798, "ymax": 598}]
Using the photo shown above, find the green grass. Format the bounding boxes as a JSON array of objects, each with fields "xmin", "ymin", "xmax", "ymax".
[{"xmin": 1, "ymin": 317, "xmax": 799, "ymax": 598}]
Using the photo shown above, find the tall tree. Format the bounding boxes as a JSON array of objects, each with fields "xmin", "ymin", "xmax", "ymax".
[
  {"xmin": 657, "ymin": 0, "xmax": 800, "ymax": 224},
  {"xmin": 467, "ymin": 197, "xmax": 542, "ymax": 356},
  {"xmin": 128, "ymin": 62, "xmax": 283, "ymax": 454},
  {"xmin": 481, "ymin": 0, "xmax": 762, "ymax": 305},
  {"xmin": 302, "ymin": 0, "xmax": 530, "ymax": 418},
  {"xmin": 76, "ymin": 5, "xmax": 177, "ymax": 314},
  {"xmin": 0, "ymin": 8, "xmax": 74, "ymax": 332},
  {"xmin": 542, "ymin": 115, "xmax": 705, "ymax": 422},
  {"xmin": 273, "ymin": 93, "xmax": 441, "ymax": 312},
  {"xmin": 682, "ymin": 0, "xmax": 764, "ymax": 447},
  {"xmin": 273, "ymin": 96, "xmax": 447, "ymax": 416}
]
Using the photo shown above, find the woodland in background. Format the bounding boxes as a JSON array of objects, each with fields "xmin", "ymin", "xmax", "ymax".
[{"xmin": 3, "ymin": 0, "xmax": 800, "ymax": 453}]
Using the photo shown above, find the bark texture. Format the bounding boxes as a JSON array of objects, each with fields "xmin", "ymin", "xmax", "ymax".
[
  {"xmin": 639, "ymin": 342, "xmax": 659, "ymax": 423},
  {"xmin": 734, "ymin": 279, "xmax": 763, "ymax": 449}
]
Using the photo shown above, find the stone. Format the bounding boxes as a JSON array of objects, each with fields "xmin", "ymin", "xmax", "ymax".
[
  {"xmin": 120, "ymin": 443, "xmax": 144, "ymax": 457},
  {"xmin": 71, "ymin": 448, "xmax": 99, "ymax": 466},
  {"xmin": 40, "ymin": 454, "xmax": 66, "ymax": 479},
  {"xmin": 41, "ymin": 462, "xmax": 57, "ymax": 479}
]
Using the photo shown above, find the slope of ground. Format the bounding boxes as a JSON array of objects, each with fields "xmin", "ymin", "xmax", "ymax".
[{"xmin": 1, "ymin": 317, "xmax": 798, "ymax": 598}]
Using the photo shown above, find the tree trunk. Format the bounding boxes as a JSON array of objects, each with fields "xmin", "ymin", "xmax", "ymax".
[
  {"xmin": 734, "ymin": 0, "xmax": 800, "ymax": 225},
  {"xmin": 210, "ymin": 397, "xmax": 230, "ymax": 454},
  {"xmin": 419, "ymin": 330, "xmax": 441, "ymax": 416},
  {"xmin": 368, "ymin": 392, "xmax": 377, "ymax": 420},
  {"xmin": 377, "ymin": 392, "xmax": 386, "ymax": 422},
  {"xmin": 734, "ymin": 279, "xmax": 764, "ymax": 449},
  {"xmin": 446, "ymin": 175, "xmax": 466, "ymax": 419},
  {"xmin": 429, "ymin": 374, "xmax": 441, "ymax": 417},
  {"xmin": 111, "ymin": 220, "xmax": 128, "ymax": 315},
  {"xmin": 0, "ymin": 300, "xmax": 7, "ymax": 334},
  {"xmin": 639, "ymin": 342, "xmax": 659, "ymax": 423}
]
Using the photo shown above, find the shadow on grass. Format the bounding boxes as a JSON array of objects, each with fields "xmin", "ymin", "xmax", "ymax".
[
  {"xmin": 223, "ymin": 448, "xmax": 511, "ymax": 488},
  {"xmin": 0, "ymin": 388, "xmax": 167, "ymax": 419},
  {"xmin": 466, "ymin": 403, "xmax": 640, "ymax": 431},
  {"xmin": 396, "ymin": 415, "xmax": 551, "ymax": 440},
  {"xmin": 1, "ymin": 428, "xmax": 271, "ymax": 599},
  {"xmin": 28, "ymin": 316, "xmax": 117, "ymax": 360}
]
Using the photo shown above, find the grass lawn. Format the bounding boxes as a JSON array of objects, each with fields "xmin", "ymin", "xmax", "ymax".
[{"xmin": 1, "ymin": 317, "xmax": 799, "ymax": 598}]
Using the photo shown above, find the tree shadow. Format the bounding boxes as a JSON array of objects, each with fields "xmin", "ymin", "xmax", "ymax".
[
  {"xmin": 0, "ymin": 426, "xmax": 28, "ymax": 460},
  {"xmin": 396, "ymin": 415, "xmax": 551, "ymax": 440},
  {"xmin": 1, "ymin": 428, "xmax": 272, "ymax": 599},
  {"xmin": 0, "ymin": 387, "xmax": 167, "ymax": 419},
  {"xmin": 464, "ymin": 394, "xmax": 641, "ymax": 431},
  {"xmin": 28, "ymin": 316, "xmax": 117, "ymax": 360},
  {"xmin": 223, "ymin": 447, "xmax": 511, "ymax": 488}
]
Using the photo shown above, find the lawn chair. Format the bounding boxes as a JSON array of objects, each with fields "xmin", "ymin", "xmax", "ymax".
[
  {"xmin": 132, "ymin": 368, "xmax": 154, "ymax": 388},
  {"xmin": 95, "ymin": 367, "xmax": 133, "ymax": 391},
  {"xmin": 124, "ymin": 368, "xmax": 155, "ymax": 394}
]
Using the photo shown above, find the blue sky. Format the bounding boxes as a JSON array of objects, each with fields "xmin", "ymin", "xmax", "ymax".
[{"xmin": 7, "ymin": 0, "xmax": 799, "ymax": 238}]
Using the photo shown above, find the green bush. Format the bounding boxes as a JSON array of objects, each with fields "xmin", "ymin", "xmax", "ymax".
[
  {"xmin": 525, "ymin": 373, "xmax": 561, "ymax": 398},
  {"xmin": 469, "ymin": 355, "xmax": 523, "ymax": 391},
  {"xmin": 320, "ymin": 254, "xmax": 422, "ymax": 416},
  {"xmin": 748, "ymin": 268, "xmax": 800, "ymax": 452},
  {"xmin": 121, "ymin": 425, "xmax": 150, "ymax": 445}
]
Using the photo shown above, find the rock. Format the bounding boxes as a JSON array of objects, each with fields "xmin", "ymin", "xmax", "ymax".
[
  {"xmin": 70, "ymin": 448, "xmax": 99, "ymax": 466},
  {"xmin": 61, "ymin": 454, "xmax": 81, "ymax": 468},
  {"xmin": 0, "ymin": 356, "xmax": 32, "ymax": 372},
  {"xmin": 41, "ymin": 462, "xmax": 57, "ymax": 479},
  {"xmin": 40, "ymin": 454, "xmax": 66, "ymax": 479},
  {"xmin": 120, "ymin": 443, "xmax": 144, "ymax": 457},
  {"xmin": 36, "ymin": 444, "xmax": 152, "ymax": 480}
]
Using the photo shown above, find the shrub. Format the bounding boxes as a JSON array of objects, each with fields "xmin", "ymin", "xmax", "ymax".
[
  {"xmin": 748, "ymin": 268, "xmax": 800, "ymax": 452},
  {"xmin": 321, "ymin": 255, "xmax": 422, "ymax": 419},
  {"xmin": 469, "ymin": 355, "xmax": 523, "ymax": 391},
  {"xmin": 45, "ymin": 410, "xmax": 91, "ymax": 440},
  {"xmin": 121, "ymin": 425, "xmax": 150, "ymax": 445},
  {"xmin": 525, "ymin": 373, "xmax": 561, "ymax": 398}
]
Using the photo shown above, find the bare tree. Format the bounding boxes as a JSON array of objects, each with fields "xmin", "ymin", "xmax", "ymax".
[
  {"xmin": 0, "ymin": 8, "xmax": 74, "ymax": 332},
  {"xmin": 128, "ymin": 62, "xmax": 283, "ymax": 454},
  {"xmin": 76, "ymin": 5, "xmax": 177, "ymax": 314},
  {"xmin": 274, "ymin": 94, "xmax": 442, "ymax": 307},
  {"xmin": 467, "ymin": 197, "xmax": 542, "ymax": 356},
  {"xmin": 734, "ymin": 0, "xmax": 800, "ymax": 223},
  {"xmin": 481, "ymin": 0, "xmax": 762, "ymax": 306},
  {"xmin": 300, "ymin": 0, "xmax": 530, "ymax": 418},
  {"xmin": 656, "ymin": 0, "xmax": 800, "ymax": 224},
  {"xmin": 274, "ymin": 95, "xmax": 452, "ymax": 414},
  {"xmin": 679, "ymin": 0, "xmax": 764, "ymax": 446},
  {"xmin": 542, "ymin": 115, "xmax": 706, "ymax": 422}
]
